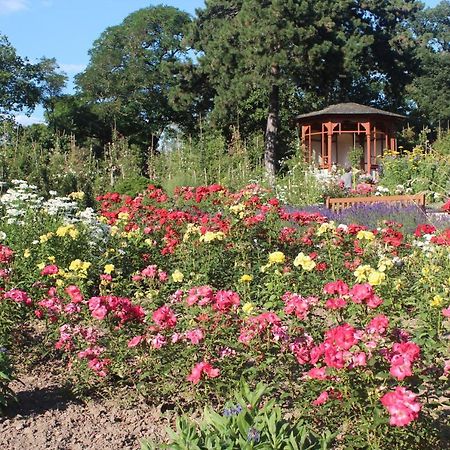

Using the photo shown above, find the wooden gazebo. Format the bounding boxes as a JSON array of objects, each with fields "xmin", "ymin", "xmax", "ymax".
[{"xmin": 294, "ymin": 102, "xmax": 406, "ymax": 173}]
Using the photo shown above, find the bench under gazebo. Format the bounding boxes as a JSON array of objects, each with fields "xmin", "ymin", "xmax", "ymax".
[{"xmin": 294, "ymin": 102, "xmax": 406, "ymax": 174}]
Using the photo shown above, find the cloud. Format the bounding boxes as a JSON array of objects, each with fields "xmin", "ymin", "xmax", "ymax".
[
  {"xmin": 59, "ymin": 63, "xmax": 87, "ymax": 74},
  {"xmin": 0, "ymin": 0, "xmax": 29, "ymax": 15},
  {"xmin": 14, "ymin": 114, "xmax": 45, "ymax": 126}
]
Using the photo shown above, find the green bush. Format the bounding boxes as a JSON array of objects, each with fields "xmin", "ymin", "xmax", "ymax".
[{"xmin": 114, "ymin": 175, "xmax": 158, "ymax": 197}]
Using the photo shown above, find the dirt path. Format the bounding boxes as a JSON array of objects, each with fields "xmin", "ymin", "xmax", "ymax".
[{"xmin": 0, "ymin": 367, "xmax": 170, "ymax": 450}]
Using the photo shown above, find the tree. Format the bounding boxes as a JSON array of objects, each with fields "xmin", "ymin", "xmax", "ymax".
[
  {"xmin": 191, "ymin": 0, "xmax": 423, "ymax": 180},
  {"xmin": 76, "ymin": 5, "xmax": 193, "ymax": 152},
  {"xmin": 0, "ymin": 34, "xmax": 66, "ymax": 118},
  {"xmin": 408, "ymin": 1, "xmax": 450, "ymax": 126},
  {"xmin": 44, "ymin": 94, "xmax": 112, "ymax": 154}
]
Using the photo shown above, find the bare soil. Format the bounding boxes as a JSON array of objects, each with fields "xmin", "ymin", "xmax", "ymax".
[{"xmin": 0, "ymin": 364, "xmax": 172, "ymax": 450}]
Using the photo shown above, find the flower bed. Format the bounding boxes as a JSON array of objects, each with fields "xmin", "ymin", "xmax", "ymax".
[{"xmin": 0, "ymin": 182, "xmax": 449, "ymax": 448}]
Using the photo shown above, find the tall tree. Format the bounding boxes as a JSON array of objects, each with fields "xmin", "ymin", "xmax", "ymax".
[
  {"xmin": 191, "ymin": 0, "xmax": 422, "ymax": 179},
  {"xmin": 76, "ymin": 5, "xmax": 192, "ymax": 152},
  {"xmin": 0, "ymin": 34, "xmax": 66, "ymax": 117},
  {"xmin": 408, "ymin": 0, "xmax": 450, "ymax": 126}
]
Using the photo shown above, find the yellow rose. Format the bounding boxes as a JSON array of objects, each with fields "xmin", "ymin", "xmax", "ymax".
[
  {"xmin": 430, "ymin": 295, "xmax": 444, "ymax": 308},
  {"xmin": 69, "ymin": 259, "xmax": 82, "ymax": 271},
  {"xmin": 242, "ymin": 302, "xmax": 255, "ymax": 314},
  {"xmin": 68, "ymin": 228, "xmax": 79, "ymax": 240},
  {"xmin": 118, "ymin": 212, "xmax": 129, "ymax": 221},
  {"xmin": 293, "ymin": 252, "xmax": 316, "ymax": 271},
  {"xmin": 68, "ymin": 191, "xmax": 85, "ymax": 200},
  {"xmin": 199, "ymin": 231, "xmax": 225, "ymax": 243},
  {"xmin": 56, "ymin": 226, "xmax": 68, "ymax": 237},
  {"xmin": 80, "ymin": 261, "xmax": 91, "ymax": 272},
  {"xmin": 377, "ymin": 257, "xmax": 393, "ymax": 272},
  {"xmin": 229, "ymin": 203, "xmax": 246, "ymax": 214},
  {"xmin": 356, "ymin": 230, "xmax": 375, "ymax": 241},
  {"xmin": 39, "ymin": 232, "xmax": 53, "ymax": 243},
  {"xmin": 268, "ymin": 251, "xmax": 285, "ymax": 264},
  {"xmin": 316, "ymin": 222, "xmax": 336, "ymax": 236},
  {"xmin": 354, "ymin": 264, "xmax": 372, "ymax": 282},
  {"xmin": 367, "ymin": 270, "xmax": 386, "ymax": 286},
  {"xmin": 23, "ymin": 249, "xmax": 31, "ymax": 258},
  {"xmin": 171, "ymin": 269, "xmax": 184, "ymax": 283},
  {"xmin": 240, "ymin": 274, "xmax": 253, "ymax": 283},
  {"xmin": 104, "ymin": 264, "xmax": 115, "ymax": 274}
]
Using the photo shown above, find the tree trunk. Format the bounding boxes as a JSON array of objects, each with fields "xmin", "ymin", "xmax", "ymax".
[{"xmin": 265, "ymin": 64, "xmax": 279, "ymax": 186}]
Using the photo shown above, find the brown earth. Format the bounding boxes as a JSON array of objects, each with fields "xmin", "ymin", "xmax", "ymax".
[{"xmin": 0, "ymin": 365, "xmax": 173, "ymax": 450}]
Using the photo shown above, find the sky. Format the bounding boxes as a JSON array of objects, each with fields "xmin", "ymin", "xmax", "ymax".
[{"xmin": 0, "ymin": 0, "xmax": 442, "ymax": 125}]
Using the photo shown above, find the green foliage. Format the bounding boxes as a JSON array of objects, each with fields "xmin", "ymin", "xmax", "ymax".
[
  {"xmin": 379, "ymin": 136, "xmax": 450, "ymax": 200},
  {"xmin": 433, "ymin": 130, "xmax": 450, "ymax": 156},
  {"xmin": 113, "ymin": 175, "xmax": 155, "ymax": 197},
  {"xmin": 0, "ymin": 33, "xmax": 66, "ymax": 117},
  {"xmin": 408, "ymin": 1, "xmax": 450, "ymax": 126},
  {"xmin": 149, "ymin": 128, "xmax": 267, "ymax": 193},
  {"xmin": 276, "ymin": 153, "xmax": 324, "ymax": 206},
  {"xmin": 0, "ymin": 122, "xmax": 148, "ymax": 202},
  {"xmin": 76, "ymin": 5, "xmax": 193, "ymax": 150},
  {"xmin": 0, "ymin": 349, "xmax": 15, "ymax": 412},
  {"xmin": 348, "ymin": 146, "xmax": 364, "ymax": 170},
  {"xmin": 45, "ymin": 94, "xmax": 112, "ymax": 151},
  {"xmin": 141, "ymin": 381, "xmax": 334, "ymax": 450}
]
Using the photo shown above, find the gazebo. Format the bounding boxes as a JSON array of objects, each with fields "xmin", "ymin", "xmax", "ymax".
[{"xmin": 294, "ymin": 102, "xmax": 406, "ymax": 173}]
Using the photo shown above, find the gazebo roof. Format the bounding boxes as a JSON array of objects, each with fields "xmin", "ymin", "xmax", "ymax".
[{"xmin": 295, "ymin": 102, "xmax": 406, "ymax": 121}]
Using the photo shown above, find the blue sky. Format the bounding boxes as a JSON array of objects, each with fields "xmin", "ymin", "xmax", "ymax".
[{"xmin": 0, "ymin": 0, "xmax": 442, "ymax": 124}]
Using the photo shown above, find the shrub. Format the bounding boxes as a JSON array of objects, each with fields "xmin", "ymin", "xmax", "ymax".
[{"xmin": 113, "ymin": 175, "xmax": 158, "ymax": 197}]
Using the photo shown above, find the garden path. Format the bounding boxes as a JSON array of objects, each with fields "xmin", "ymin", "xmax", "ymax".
[{"xmin": 0, "ymin": 364, "xmax": 169, "ymax": 450}]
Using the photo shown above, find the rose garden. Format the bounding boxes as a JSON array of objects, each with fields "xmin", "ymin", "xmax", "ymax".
[{"xmin": 0, "ymin": 179, "xmax": 449, "ymax": 449}]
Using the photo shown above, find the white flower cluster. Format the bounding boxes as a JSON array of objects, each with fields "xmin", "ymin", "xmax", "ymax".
[
  {"xmin": 0, "ymin": 181, "xmax": 109, "ymax": 247},
  {"xmin": 412, "ymin": 233, "xmax": 437, "ymax": 254},
  {"xmin": 43, "ymin": 197, "xmax": 79, "ymax": 216},
  {"xmin": 0, "ymin": 180, "xmax": 43, "ymax": 224},
  {"xmin": 73, "ymin": 207, "xmax": 110, "ymax": 247},
  {"xmin": 375, "ymin": 185, "xmax": 390, "ymax": 196}
]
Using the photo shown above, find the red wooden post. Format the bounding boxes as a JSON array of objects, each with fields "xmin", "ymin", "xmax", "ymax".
[
  {"xmin": 327, "ymin": 122, "xmax": 333, "ymax": 170},
  {"xmin": 308, "ymin": 126, "xmax": 312, "ymax": 164},
  {"xmin": 321, "ymin": 124, "xmax": 326, "ymax": 168},
  {"xmin": 390, "ymin": 136, "xmax": 396, "ymax": 152},
  {"xmin": 301, "ymin": 125, "xmax": 307, "ymax": 162},
  {"xmin": 362, "ymin": 122, "xmax": 371, "ymax": 173},
  {"xmin": 373, "ymin": 126, "xmax": 377, "ymax": 167}
]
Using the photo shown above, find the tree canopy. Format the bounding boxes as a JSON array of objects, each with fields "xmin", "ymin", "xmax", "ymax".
[
  {"xmin": 0, "ymin": 33, "xmax": 66, "ymax": 118},
  {"xmin": 408, "ymin": 0, "xmax": 450, "ymax": 126},
  {"xmin": 75, "ymin": 5, "xmax": 193, "ymax": 151}
]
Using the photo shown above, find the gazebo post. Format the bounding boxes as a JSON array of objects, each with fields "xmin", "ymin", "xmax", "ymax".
[
  {"xmin": 390, "ymin": 136, "xmax": 396, "ymax": 152},
  {"xmin": 327, "ymin": 122, "xmax": 333, "ymax": 170},
  {"xmin": 366, "ymin": 122, "xmax": 372, "ymax": 174},
  {"xmin": 300, "ymin": 125, "xmax": 307, "ymax": 162}
]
